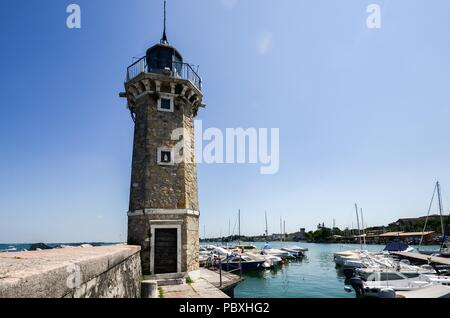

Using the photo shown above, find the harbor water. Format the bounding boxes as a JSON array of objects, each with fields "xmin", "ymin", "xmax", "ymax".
[{"xmin": 209, "ymin": 242, "xmax": 440, "ymax": 298}]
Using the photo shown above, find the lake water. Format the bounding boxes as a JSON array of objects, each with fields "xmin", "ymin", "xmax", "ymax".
[
  {"xmin": 0, "ymin": 242, "xmax": 118, "ymax": 253},
  {"xmin": 210, "ymin": 241, "xmax": 440, "ymax": 298}
]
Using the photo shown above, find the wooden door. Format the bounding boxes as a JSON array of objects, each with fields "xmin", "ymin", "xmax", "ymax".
[{"xmin": 154, "ymin": 228, "xmax": 178, "ymax": 274}]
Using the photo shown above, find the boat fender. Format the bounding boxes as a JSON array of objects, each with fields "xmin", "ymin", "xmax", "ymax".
[{"xmin": 378, "ymin": 288, "xmax": 396, "ymax": 299}]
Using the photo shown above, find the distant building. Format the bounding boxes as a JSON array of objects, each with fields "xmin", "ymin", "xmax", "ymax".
[
  {"xmin": 389, "ymin": 215, "xmax": 440, "ymax": 229},
  {"xmin": 298, "ymin": 228, "xmax": 306, "ymax": 240},
  {"xmin": 366, "ymin": 231, "xmax": 435, "ymax": 244}
]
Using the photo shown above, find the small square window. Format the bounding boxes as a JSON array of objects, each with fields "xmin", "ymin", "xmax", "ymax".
[
  {"xmin": 157, "ymin": 96, "xmax": 174, "ymax": 112},
  {"xmin": 160, "ymin": 151, "xmax": 171, "ymax": 163},
  {"xmin": 157, "ymin": 148, "xmax": 174, "ymax": 166},
  {"xmin": 160, "ymin": 98, "xmax": 171, "ymax": 110}
]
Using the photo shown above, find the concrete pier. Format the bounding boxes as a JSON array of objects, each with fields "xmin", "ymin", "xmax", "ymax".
[
  {"xmin": 0, "ymin": 245, "xmax": 141, "ymax": 298},
  {"xmin": 158, "ymin": 268, "xmax": 241, "ymax": 298}
]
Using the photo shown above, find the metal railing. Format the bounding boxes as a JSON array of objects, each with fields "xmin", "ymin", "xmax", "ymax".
[
  {"xmin": 205, "ymin": 255, "xmax": 243, "ymax": 288},
  {"xmin": 126, "ymin": 56, "xmax": 202, "ymax": 91}
]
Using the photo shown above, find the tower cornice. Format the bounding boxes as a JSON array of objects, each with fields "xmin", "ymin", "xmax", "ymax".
[{"xmin": 124, "ymin": 72, "xmax": 203, "ymax": 117}]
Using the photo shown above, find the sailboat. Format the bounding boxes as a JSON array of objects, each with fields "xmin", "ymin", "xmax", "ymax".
[
  {"xmin": 221, "ymin": 210, "xmax": 268, "ymax": 271},
  {"xmin": 258, "ymin": 211, "xmax": 289, "ymax": 261},
  {"xmin": 419, "ymin": 181, "xmax": 450, "ymax": 257},
  {"xmin": 334, "ymin": 203, "xmax": 368, "ymax": 266}
]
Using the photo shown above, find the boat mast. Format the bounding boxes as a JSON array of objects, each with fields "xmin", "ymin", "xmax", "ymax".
[
  {"xmin": 443, "ymin": 210, "xmax": 450, "ymax": 249},
  {"xmin": 280, "ymin": 217, "xmax": 283, "ymax": 242},
  {"xmin": 437, "ymin": 181, "xmax": 445, "ymax": 237},
  {"xmin": 355, "ymin": 203, "xmax": 362, "ymax": 250},
  {"xmin": 436, "ymin": 182, "xmax": 449, "ymax": 250},
  {"xmin": 238, "ymin": 209, "xmax": 241, "ymax": 246},
  {"xmin": 419, "ymin": 182, "xmax": 438, "ymax": 248},
  {"xmin": 360, "ymin": 208, "xmax": 366, "ymax": 247},
  {"xmin": 265, "ymin": 211, "xmax": 269, "ymax": 242}
]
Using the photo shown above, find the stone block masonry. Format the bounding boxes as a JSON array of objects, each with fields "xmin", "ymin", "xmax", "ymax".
[
  {"xmin": 125, "ymin": 71, "xmax": 202, "ymax": 275},
  {"xmin": 127, "ymin": 88, "xmax": 200, "ymax": 212},
  {"xmin": 128, "ymin": 211, "xmax": 199, "ymax": 274},
  {"xmin": 0, "ymin": 245, "xmax": 141, "ymax": 298}
]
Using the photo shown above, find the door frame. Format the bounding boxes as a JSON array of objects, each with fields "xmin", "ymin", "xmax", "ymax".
[{"xmin": 150, "ymin": 223, "xmax": 182, "ymax": 274}]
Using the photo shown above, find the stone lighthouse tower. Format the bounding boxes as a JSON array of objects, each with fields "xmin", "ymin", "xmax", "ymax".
[{"xmin": 121, "ymin": 3, "xmax": 203, "ymax": 276}]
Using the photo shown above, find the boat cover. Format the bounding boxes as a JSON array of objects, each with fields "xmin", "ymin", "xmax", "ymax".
[{"xmin": 384, "ymin": 241, "xmax": 410, "ymax": 252}]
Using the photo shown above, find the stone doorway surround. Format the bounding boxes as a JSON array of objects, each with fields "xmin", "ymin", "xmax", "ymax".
[{"xmin": 149, "ymin": 220, "xmax": 182, "ymax": 275}]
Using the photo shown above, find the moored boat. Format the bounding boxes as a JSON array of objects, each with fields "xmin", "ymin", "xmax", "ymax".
[
  {"xmin": 221, "ymin": 254, "xmax": 266, "ymax": 271},
  {"xmin": 349, "ymin": 273, "xmax": 450, "ymax": 298},
  {"xmin": 262, "ymin": 244, "xmax": 291, "ymax": 258},
  {"xmin": 355, "ymin": 265, "xmax": 436, "ymax": 281},
  {"xmin": 284, "ymin": 245, "xmax": 308, "ymax": 252},
  {"xmin": 281, "ymin": 247, "xmax": 305, "ymax": 258}
]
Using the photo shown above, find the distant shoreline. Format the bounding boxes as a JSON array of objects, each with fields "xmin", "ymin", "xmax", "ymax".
[{"xmin": 0, "ymin": 242, "xmax": 123, "ymax": 253}]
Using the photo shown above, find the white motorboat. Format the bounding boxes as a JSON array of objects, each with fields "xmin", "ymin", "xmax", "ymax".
[
  {"xmin": 220, "ymin": 254, "xmax": 266, "ymax": 271},
  {"xmin": 340, "ymin": 250, "xmax": 412, "ymax": 279},
  {"xmin": 262, "ymin": 244, "xmax": 291, "ymax": 258},
  {"xmin": 349, "ymin": 273, "xmax": 450, "ymax": 298},
  {"xmin": 335, "ymin": 240, "xmax": 415, "ymax": 267},
  {"xmin": 210, "ymin": 246, "xmax": 232, "ymax": 256},
  {"xmin": 262, "ymin": 255, "xmax": 283, "ymax": 267},
  {"xmin": 199, "ymin": 245, "xmax": 232, "ymax": 265},
  {"xmin": 234, "ymin": 245, "xmax": 257, "ymax": 251},
  {"xmin": 349, "ymin": 275, "xmax": 433, "ymax": 298},
  {"xmin": 334, "ymin": 250, "xmax": 367, "ymax": 266},
  {"xmin": 355, "ymin": 263, "xmax": 436, "ymax": 281},
  {"xmin": 262, "ymin": 248, "xmax": 291, "ymax": 258},
  {"xmin": 244, "ymin": 253, "xmax": 278, "ymax": 269},
  {"xmin": 342, "ymin": 259, "xmax": 366, "ymax": 270},
  {"xmin": 341, "ymin": 250, "xmax": 431, "ymax": 280},
  {"xmin": 284, "ymin": 245, "xmax": 308, "ymax": 252},
  {"xmin": 281, "ymin": 247, "xmax": 304, "ymax": 258}
]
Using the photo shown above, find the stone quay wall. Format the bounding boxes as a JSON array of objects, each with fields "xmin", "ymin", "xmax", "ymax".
[{"xmin": 0, "ymin": 245, "xmax": 142, "ymax": 298}]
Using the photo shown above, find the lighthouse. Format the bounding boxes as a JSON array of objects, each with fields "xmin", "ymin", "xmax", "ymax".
[{"xmin": 121, "ymin": 2, "xmax": 203, "ymax": 276}]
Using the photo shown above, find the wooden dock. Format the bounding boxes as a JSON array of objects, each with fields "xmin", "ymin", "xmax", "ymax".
[{"xmin": 392, "ymin": 252, "xmax": 450, "ymax": 266}]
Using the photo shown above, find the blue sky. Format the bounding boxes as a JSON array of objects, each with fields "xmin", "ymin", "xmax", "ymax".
[{"xmin": 1, "ymin": 0, "xmax": 450, "ymax": 243}]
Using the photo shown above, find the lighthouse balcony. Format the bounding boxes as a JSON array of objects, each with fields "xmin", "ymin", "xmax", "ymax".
[{"xmin": 126, "ymin": 56, "xmax": 202, "ymax": 91}]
